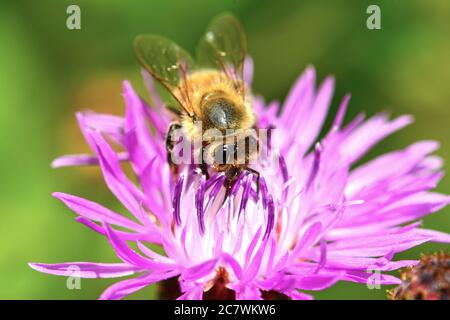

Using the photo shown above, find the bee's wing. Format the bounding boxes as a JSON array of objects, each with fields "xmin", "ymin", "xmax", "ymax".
[
  {"xmin": 134, "ymin": 35, "xmax": 195, "ymax": 116},
  {"xmin": 196, "ymin": 13, "xmax": 247, "ymax": 95}
]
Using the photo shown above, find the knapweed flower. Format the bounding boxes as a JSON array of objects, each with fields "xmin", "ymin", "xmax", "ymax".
[{"xmin": 29, "ymin": 62, "xmax": 450, "ymax": 300}]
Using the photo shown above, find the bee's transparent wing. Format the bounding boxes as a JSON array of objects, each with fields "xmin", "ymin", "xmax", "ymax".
[
  {"xmin": 196, "ymin": 14, "xmax": 247, "ymax": 92},
  {"xmin": 134, "ymin": 35, "xmax": 195, "ymax": 116}
]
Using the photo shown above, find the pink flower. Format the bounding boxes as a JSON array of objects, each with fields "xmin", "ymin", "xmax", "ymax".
[{"xmin": 29, "ymin": 63, "xmax": 450, "ymax": 300}]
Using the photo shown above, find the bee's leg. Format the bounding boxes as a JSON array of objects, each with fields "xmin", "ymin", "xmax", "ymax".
[
  {"xmin": 166, "ymin": 122, "xmax": 182, "ymax": 175},
  {"xmin": 245, "ymin": 167, "xmax": 260, "ymax": 196},
  {"xmin": 222, "ymin": 167, "xmax": 241, "ymax": 206},
  {"xmin": 266, "ymin": 125, "xmax": 275, "ymax": 152},
  {"xmin": 223, "ymin": 181, "xmax": 233, "ymax": 207},
  {"xmin": 197, "ymin": 145, "xmax": 211, "ymax": 180},
  {"xmin": 224, "ymin": 180, "xmax": 233, "ymax": 203},
  {"xmin": 199, "ymin": 162, "xmax": 210, "ymax": 180}
]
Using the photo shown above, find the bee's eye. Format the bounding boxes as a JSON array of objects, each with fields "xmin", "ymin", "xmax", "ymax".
[
  {"xmin": 206, "ymin": 99, "xmax": 237, "ymax": 130},
  {"xmin": 214, "ymin": 143, "xmax": 236, "ymax": 164}
]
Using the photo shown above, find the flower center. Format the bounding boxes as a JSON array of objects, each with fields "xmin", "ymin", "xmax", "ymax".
[{"xmin": 203, "ymin": 267, "xmax": 236, "ymax": 300}]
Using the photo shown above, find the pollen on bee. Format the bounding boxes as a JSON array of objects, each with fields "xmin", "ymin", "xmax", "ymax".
[{"xmin": 205, "ymin": 31, "xmax": 214, "ymax": 42}]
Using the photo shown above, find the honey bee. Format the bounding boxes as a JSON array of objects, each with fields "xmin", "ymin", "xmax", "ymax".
[{"xmin": 134, "ymin": 13, "xmax": 260, "ymax": 196}]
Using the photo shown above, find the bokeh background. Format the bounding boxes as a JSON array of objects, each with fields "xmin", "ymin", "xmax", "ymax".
[{"xmin": 0, "ymin": 0, "xmax": 449, "ymax": 299}]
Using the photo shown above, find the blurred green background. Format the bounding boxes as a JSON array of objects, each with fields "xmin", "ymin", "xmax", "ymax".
[{"xmin": 0, "ymin": 0, "xmax": 449, "ymax": 299}]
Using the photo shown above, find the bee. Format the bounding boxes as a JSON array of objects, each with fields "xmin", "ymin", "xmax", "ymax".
[{"xmin": 134, "ymin": 13, "xmax": 261, "ymax": 196}]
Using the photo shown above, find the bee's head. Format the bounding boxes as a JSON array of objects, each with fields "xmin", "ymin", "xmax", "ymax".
[{"xmin": 207, "ymin": 134, "xmax": 259, "ymax": 166}]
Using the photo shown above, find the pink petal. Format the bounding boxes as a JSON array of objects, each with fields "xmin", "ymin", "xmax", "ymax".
[
  {"xmin": 85, "ymin": 129, "xmax": 151, "ymax": 225},
  {"xmin": 29, "ymin": 262, "xmax": 142, "ymax": 278},
  {"xmin": 327, "ymin": 231, "xmax": 434, "ymax": 257},
  {"xmin": 297, "ymin": 272, "xmax": 344, "ymax": 290},
  {"xmin": 100, "ymin": 270, "xmax": 179, "ymax": 300},
  {"xmin": 347, "ymin": 140, "xmax": 440, "ymax": 196},
  {"xmin": 243, "ymin": 56, "xmax": 254, "ymax": 85},
  {"xmin": 53, "ymin": 192, "xmax": 144, "ymax": 232},
  {"xmin": 289, "ymin": 222, "xmax": 322, "ymax": 262},
  {"xmin": 298, "ymin": 76, "xmax": 335, "ymax": 154},
  {"xmin": 51, "ymin": 153, "xmax": 128, "ymax": 168},
  {"xmin": 280, "ymin": 67, "xmax": 315, "ymax": 130},
  {"xmin": 123, "ymin": 81, "xmax": 165, "ymax": 174},
  {"xmin": 83, "ymin": 112, "xmax": 125, "ymax": 145},
  {"xmin": 182, "ymin": 259, "xmax": 218, "ymax": 281},
  {"xmin": 340, "ymin": 114, "xmax": 413, "ymax": 163},
  {"xmin": 104, "ymin": 223, "xmax": 174, "ymax": 270},
  {"xmin": 75, "ymin": 216, "xmax": 161, "ymax": 243}
]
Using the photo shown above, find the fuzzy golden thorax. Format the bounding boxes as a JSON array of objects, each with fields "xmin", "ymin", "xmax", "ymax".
[{"xmin": 177, "ymin": 69, "xmax": 254, "ymax": 141}]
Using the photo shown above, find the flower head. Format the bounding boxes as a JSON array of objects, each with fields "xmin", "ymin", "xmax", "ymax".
[{"xmin": 30, "ymin": 62, "xmax": 450, "ymax": 300}]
